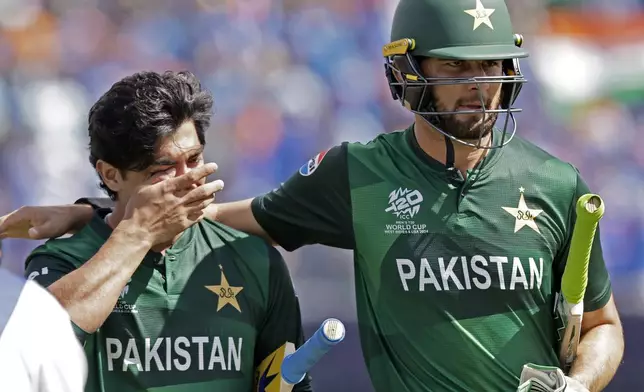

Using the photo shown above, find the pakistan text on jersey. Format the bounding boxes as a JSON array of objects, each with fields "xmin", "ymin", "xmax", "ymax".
[
  {"xmin": 106, "ymin": 336, "xmax": 243, "ymax": 372},
  {"xmin": 396, "ymin": 256, "xmax": 544, "ymax": 292}
]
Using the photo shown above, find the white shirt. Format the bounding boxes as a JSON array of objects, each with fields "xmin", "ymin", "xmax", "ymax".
[{"xmin": 0, "ymin": 268, "xmax": 87, "ymax": 392}]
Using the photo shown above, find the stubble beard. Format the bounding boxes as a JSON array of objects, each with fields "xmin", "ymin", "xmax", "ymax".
[
  {"xmin": 434, "ymin": 110, "xmax": 498, "ymax": 142},
  {"xmin": 429, "ymin": 89, "xmax": 499, "ymax": 142}
]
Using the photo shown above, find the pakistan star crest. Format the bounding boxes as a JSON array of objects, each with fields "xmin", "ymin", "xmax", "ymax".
[
  {"xmin": 206, "ymin": 265, "xmax": 244, "ymax": 312},
  {"xmin": 502, "ymin": 187, "xmax": 544, "ymax": 234},
  {"xmin": 464, "ymin": 0, "xmax": 495, "ymax": 30}
]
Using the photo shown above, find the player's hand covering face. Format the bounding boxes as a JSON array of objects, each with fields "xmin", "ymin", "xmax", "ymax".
[
  {"xmin": 420, "ymin": 58, "xmax": 504, "ymax": 141},
  {"xmin": 96, "ymin": 120, "xmax": 224, "ymax": 247},
  {"xmin": 97, "ymin": 121, "xmax": 208, "ymax": 204},
  {"xmin": 122, "ymin": 161, "xmax": 224, "ymax": 247}
]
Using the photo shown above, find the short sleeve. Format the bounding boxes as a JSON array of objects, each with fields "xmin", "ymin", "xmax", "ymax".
[
  {"xmin": 24, "ymin": 255, "xmax": 89, "ymax": 342},
  {"xmin": 555, "ymin": 168, "xmax": 612, "ymax": 312},
  {"xmin": 251, "ymin": 144, "xmax": 354, "ymax": 251},
  {"xmin": 25, "ymin": 255, "xmax": 75, "ymax": 288},
  {"xmin": 254, "ymin": 247, "xmax": 312, "ymax": 391}
]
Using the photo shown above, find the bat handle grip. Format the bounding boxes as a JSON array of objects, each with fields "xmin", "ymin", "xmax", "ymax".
[{"xmin": 281, "ymin": 318, "xmax": 345, "ymax": 385}]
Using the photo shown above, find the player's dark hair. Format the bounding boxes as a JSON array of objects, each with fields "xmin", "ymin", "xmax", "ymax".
[{"xmin": 88, "ymin": 70, "xmax": 214, "ymax": 200}]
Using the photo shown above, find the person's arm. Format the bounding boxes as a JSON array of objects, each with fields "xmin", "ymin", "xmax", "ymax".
[
  {"xmin": 254, "ymin": 246, "xmax": 312, "ymax": 391},
  {"xmin": 556, "ymin": 169, "xmax": 623, "ymax": 392},
  {"xmin": 214, "ymin": 145, "xmax": 354, "ymax": 251},
  {"xmin": 0, "ymin": 173, "xmax": 202, "ymax": 240},
  {"xmin": 26, "ymin": 222, "xmax": 152, "ymax": 336},
  {"xmin": 567, "ymin": 295, "xmax": 623, "ymax": 392},
  {"xmin": 0, "ymin": 194, "xmax": 114, "ymax": 239},
  {"xmin": 212, "ymin": 199, "xmax": 269, "ymax": 241},
  {"xmin": 0, "ymin": 204, "xmax": 95, "ymax": 240}
]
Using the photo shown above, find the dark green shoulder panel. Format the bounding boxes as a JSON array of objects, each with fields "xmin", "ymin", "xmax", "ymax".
[
  {"xmin": 346, "ymin": 128, "xmax": 409, "ymax": 155},
  {"xmin": 25, "ymin": 224, "xmax": 107, "ymax": 270},
  {"xmin": 504, "ymin": 135, "xmax": 579, "ymax": 174},
  {"xmin": 346, "ymin": 129, "xmax": 412, "ymax": 189},
  {"xmin": 199, "ymin": 218, "xmax": 269, "ymax": 258},
  {"xmin": 200, "ymin": 218, "xmax": 251, "ymax": 242},
  {"xmin": 502, "ymin": 135, "xmax": 581, "ymax": 199},
  {"xmin": 198, "ymin": 219, "xmax": 272, "ymax": 294}
]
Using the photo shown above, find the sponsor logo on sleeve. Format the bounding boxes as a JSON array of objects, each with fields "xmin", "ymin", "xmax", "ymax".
[{"xmin": 299, "ymin": 149, "xmax": 329, "ymax": 177}]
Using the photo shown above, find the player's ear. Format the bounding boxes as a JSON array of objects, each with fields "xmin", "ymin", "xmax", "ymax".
[{"xmin": 95, "ymin": 160, "xmax": 125, "ymax": 194}]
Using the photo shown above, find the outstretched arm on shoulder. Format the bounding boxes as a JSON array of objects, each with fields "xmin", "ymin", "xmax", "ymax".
[{"xmin": 0, "ymin": 203, "xmax": 97, "ymax": 240}]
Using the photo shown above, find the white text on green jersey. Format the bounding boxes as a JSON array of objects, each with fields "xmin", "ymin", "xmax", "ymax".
[
  {"xmin": 396, "ymin": 256, "xmax": 544, "ymax": 291},
  {"xmin": 105, "ymin": 336, "xmax": 243, "ymax": 372}
]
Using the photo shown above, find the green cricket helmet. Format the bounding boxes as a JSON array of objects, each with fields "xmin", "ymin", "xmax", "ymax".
[{"xmin": 383, "ymin": 0, "xmax": 528, "ymax": 148}]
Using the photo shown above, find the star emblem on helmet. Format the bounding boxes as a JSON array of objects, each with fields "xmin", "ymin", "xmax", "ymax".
[{"xmin": 464, "ymin": 0, "xmax": 496, "ymax": 30}]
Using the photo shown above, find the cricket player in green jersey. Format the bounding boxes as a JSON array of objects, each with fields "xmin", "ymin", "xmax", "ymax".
[
  {"xmin": 13, "ymin": 71, "xmax": 312, "ymax": 392},
  {"xmin": 0, "ymin": 0, "xmax": 624, "ymax": 391}
]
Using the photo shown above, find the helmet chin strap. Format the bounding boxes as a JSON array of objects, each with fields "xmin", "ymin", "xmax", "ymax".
[
  {"xmin": 444, "ymin": 134, "xmax": 457, "ymax": 177},
  {"xmin": 418, "ymin": 113, "xmax": 458, "ymax": 176},
  {"xmin": 415, "ymin": 108, "xmax": 519, "ymax": 178}
]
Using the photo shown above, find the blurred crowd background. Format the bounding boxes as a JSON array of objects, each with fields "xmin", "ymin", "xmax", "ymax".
[{"xmin": 0, "ymin": 0, "xmax": 643, "ymax": 389}]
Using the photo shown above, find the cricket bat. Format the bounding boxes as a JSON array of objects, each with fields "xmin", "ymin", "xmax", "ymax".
[
  {"xmin": 254, "ymin": 318, "xmax": 345, "ymax": 392},
  {"xmin": 255, "ymin": 341, "xmax": 296, "ymax": 392},
  {"xmin": 280, "ymin": 318, "xmax": 345, "ymax": 389},
  {"xmin": 556, "ymin": 193, "xmax": 605, "ymax": 374}
]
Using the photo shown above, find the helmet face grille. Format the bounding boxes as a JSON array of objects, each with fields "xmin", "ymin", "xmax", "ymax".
[{"xmin": 383, "ymin": 39, "xmax": 527, "ymax": 149}]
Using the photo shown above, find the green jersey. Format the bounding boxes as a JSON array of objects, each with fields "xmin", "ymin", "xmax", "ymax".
[
  {"xmin": 250, "ymin": 125, "xmax": 612, "ymax": 392},
  {"xmin": 24, "ymin": 210, "xmax": 312, "ymax": 392}
]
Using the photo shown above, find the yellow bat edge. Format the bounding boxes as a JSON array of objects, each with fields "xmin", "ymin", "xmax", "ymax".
[{"xmin": 255, "ymin": 342, "xmax": 296, "ymax": 392}]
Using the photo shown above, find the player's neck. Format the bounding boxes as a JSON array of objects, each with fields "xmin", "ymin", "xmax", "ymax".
[
  {"xmin": 106, "ymin": 204, "xmax": 176, "ymax": 255},
  {"xmin": 414, "ymin": 121, "xmax": 490, "ymax": 177}
]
